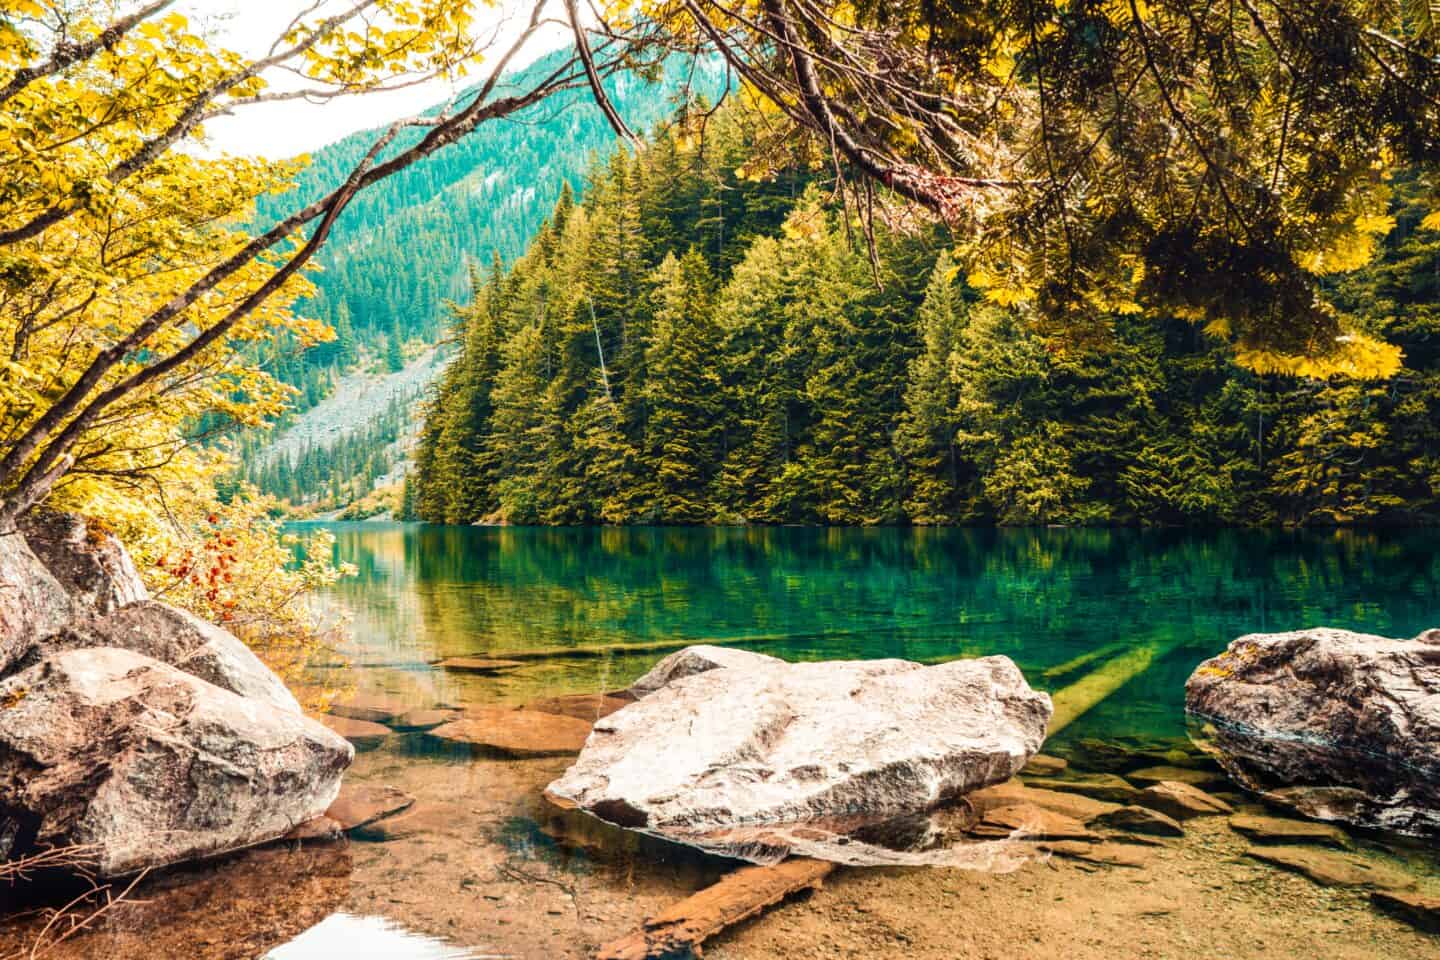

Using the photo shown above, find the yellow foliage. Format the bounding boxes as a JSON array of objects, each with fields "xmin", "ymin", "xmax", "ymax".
[{"xmin": 1235, "ymin": 332, "xmax": 1404, "ymax": 380}]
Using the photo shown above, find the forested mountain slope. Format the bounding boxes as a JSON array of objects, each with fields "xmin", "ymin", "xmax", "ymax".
[
  {"xmin": 238, "ymin": 51, "xmax": 725, "ymax": 508},
  {"xmin": 407, "ymin": 119, "xmax": 1440, "ymax": 528}
]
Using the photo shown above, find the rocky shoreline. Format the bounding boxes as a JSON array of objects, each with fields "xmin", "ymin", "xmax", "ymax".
[
  {"xmin": 3, "ymin": 518, "xmax": 1439, "ymax": 954},
  {"xmin": 0, "ymin": 512, "xmax": 351, "ymax": 877}
]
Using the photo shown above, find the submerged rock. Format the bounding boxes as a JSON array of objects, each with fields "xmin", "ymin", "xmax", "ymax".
[
  {"xmin": 1228, "ymin": 813, "xmax": 1351, "ymax": 849},
  {"xmin": 1135, "ymin": 781, "xmax": 1233, "ymax": 820},
  {"xmin": 1021, "ymin": 773, "xmax": 1140, "ymax": 804},
  {"xmin": 547, "ymin": 648, "xmax": 1051, "ymax": 846},
  {"xmin": 427, "ymin": 707, "xmax": 593, "ymax": 757},
  {"xmin": 0, "ymin": 647, "xmax": 351, "ymax": 876},
  {"xmin": 523, "ymin": 692, "xmax": 634, "ymax": 722},
  {"xmin": 1092, "ymin": 805, "xmax": 1184, "ymax": 837},
  {"xmin": 313, "ymin": 713, "xmax": 391, "ymax": 750},
  {"xmin": 327, "ymin": 692, "xmax": 410, "ymax": 725},
  {"xmin": 1372, "ymin": 890, "xmax": 1440, "ymax": 934},
  {"xmin": 1186, "ymin": 627, "xmax": 1440, "ymax": 839},
  {"xmin": 1245, "ymin": 845, "xmax": 1415, "ymax": 891}
]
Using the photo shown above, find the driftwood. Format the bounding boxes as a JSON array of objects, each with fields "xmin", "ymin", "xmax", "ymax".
[{"xmin": 595, "ymin": 859, "xmax": 836, "ymax": 960}]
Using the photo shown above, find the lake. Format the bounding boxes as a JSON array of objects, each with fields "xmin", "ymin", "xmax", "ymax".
[{"xmin": 15, "ymin": 522, "xmax": 1440, "ymax": 960}]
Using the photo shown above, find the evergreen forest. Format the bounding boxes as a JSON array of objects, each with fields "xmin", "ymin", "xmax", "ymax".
[{"xmin": 407, "ymin": 117, "xmax": 1440, "ymax": 527}]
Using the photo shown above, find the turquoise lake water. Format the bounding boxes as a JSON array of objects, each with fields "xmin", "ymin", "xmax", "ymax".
[{"xmin": 303, "ymin": 522, "xmax": 1440, "ymax": 747}]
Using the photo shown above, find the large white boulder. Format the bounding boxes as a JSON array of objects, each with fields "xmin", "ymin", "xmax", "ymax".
[
  {"xmin": 1187, "ymin": 626, "xmax": 1440, "ymax": 838},
  {"xmin": 0, "ymin": 647, "xmax": 351, "ymax": 876},
  {"xmin": 548, "ymin": 649, "xmax": 1052, "ymax": 841}
]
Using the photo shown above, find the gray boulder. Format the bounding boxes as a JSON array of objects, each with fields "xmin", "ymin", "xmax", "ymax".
[
  {"xmin": 17, "ymin": 510, "xmax": 147, "ymax": 616},
  {"xmin": 1186, "ymin": 627, "xmax": 1440, "ymax": 838},
  {"xmin": 0, "ymin": 647, "xmax": 351, "ymax": 876},
  {"xmin": 0, "ymin": 532, "xmax": 74, "ymax": 672},
  {"xmin": 549, "ymin": 649, "xmax": 1052, "ymax": 846},
  {"xmin": 69, "ymin": 600, "xmax": 301, "ymax": 714}
]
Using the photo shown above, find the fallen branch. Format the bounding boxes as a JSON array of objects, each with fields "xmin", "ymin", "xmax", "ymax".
[{"xmin": 595, "ymin": 858, "xmax": 835, "ymax": 960}]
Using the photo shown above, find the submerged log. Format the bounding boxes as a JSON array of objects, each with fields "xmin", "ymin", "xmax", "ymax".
[
  {"xmin": 1046, "ymin": 639, "xmax": 1181, "ymax": 735},
  {"xmin": 1041, "ymin": 641, "xmax": 1133, "ymax": 681},
  {"xmin": 595, "ymin": 859, "xmax": 836, "ymax": 960}
]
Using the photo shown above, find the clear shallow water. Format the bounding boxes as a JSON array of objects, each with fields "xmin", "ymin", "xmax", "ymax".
[
  {"xmin": 13, "ymin": 522, "xmax": 1440, "ymax": 959},
  {"xmin": 303, "ymin": 522, "xmax": 1440, "ymax": 744}
]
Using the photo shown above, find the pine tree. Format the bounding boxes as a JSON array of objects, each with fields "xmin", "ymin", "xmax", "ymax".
[
  {"xmin": 896, "ymin": 251, "xmax": 968, "ymax": 524},
  {"xmin": 641, "ymin": 250, "xmax": 724, "ymax": 522}
]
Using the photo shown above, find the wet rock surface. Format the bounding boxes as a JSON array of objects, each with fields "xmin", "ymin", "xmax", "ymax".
[
  {"xmin": 0, "ymin": 647, "xmax": 350, "ymax": 876},
  {"xmin": 548, "ymin": 648, "xmax": 1051, "ymax": 855},
  {"xmin": 1186, "ymin": 626, "xmax": 1440, "ymax": 839}
]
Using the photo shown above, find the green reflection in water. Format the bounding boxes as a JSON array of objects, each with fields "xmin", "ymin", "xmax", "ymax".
[{"xmin": 295, "ymin": 522, "xmax": 1439, "ymax": 746}]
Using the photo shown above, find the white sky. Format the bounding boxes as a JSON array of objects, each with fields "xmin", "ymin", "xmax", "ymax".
[{"xmin": 186, "ymin": 1, "xmax": 570, "ymax": 158}]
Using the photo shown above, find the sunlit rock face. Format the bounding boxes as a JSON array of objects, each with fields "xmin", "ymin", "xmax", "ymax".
[
  {"xmin": 0, "ymin": 647, "xmax": 351, "ymax": 876},
  {"xmin": 547, "ymin": 647, "xmax": 1052, "ymax": 856},
  {"xmin": 68, "ymin": 600, "xmax": 302, "ymax": 714},
  {"xmin": 1186, "ymin": 627, "xmax": 1440, "ymax": 839}
]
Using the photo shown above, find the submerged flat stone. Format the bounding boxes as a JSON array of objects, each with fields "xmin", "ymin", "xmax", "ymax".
[
  {"xmin": 1022, "ymin": 773, "xmax": 1141, "ymax": 805},
  {"xmin": 391, "ymin": 708, "xmax": 462, "ymax": 731},
  {"xmin": 1229, "ymin": 813, "xmax": 1351, "ymax": 849},
  {"xmin": 967, "ymin": 779, "xmax": 1122, "ymax": 824},
  {"xmin": 1136, "ymin": 781, "xmax": 1233, "ymax": 820},
  {"xmin": 1246, "ymin": 845, "xmax": 1415, "ymax": 891},
  {"xmin": 1371, "ymin": 890, "xmax": 1440, "ymax": 934},
  {"xmin": 327, "ymin": 692, "xmax": 410, "ymax": 725},
  {"xmin": 1125, "ymin": 765, "xmax": 1230, "ymax": 791},
  {"xmin": 1093, "ymin": 805, "xmax": 1184, "ymax": 837},
  {"xmin": 523, "ymin": 692, "xmax": 634, "ymax": 722},
  {"xmin": 1020, "ymin": 754, "xmax": 1068, "ymax": 776},
  {"xmin": 427, "ymin": 707, "xmax": 593, "ymax": 757},
  {"xmin": 548, "ymin": 647, "xmax": 1051, "ymax": 842},
  {"xmin": 313, "ymin": 713, "xmax": 391, "ymax": 750},
  {"xmin": 1040, "ymin": 841, "xmax": 1151, "ymax": 869},
  {"xmin": 324, "ymin": 783, "xmax": 415, "ymax": 830},
  {"xmin": 969, "ymin": 804, "xmax": 1096, "ymax": 842},
  {"xmin": 432, "ymin": 657, "xmax": 525, "ymax": 674},
  {"xmin": 351, "ymin": 802, "xmax": 470, "ymax": 841}
]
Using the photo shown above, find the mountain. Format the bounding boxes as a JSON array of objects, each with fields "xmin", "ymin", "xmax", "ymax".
[{"xmin": 238, "ymin": 49, "xmax": 726, "ymax": 509}]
